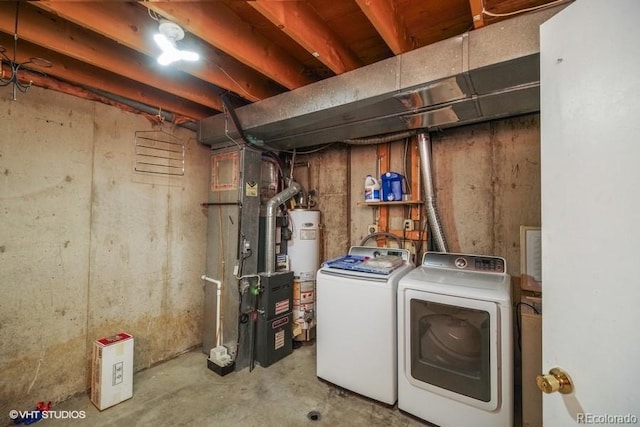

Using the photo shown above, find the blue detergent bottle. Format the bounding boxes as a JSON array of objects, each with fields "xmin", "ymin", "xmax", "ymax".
[{"xmin": 380, "ymin": 172, "xmax": 404, "ymax": 201}]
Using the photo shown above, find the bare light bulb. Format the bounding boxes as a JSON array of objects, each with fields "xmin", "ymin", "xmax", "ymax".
[{"xmin": 153, "ymin": 21, "xmax": 199, "ymax": 66}]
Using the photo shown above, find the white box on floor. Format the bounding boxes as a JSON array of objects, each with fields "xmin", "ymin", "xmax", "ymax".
[{"xmin": 91, "ymin": 332, "xmax": 134, "ymax": 410}]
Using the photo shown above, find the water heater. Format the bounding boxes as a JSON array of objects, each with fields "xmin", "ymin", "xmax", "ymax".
[{"xmin": 287, "ymin": 209, "xmax": 320, "ymax": 341}]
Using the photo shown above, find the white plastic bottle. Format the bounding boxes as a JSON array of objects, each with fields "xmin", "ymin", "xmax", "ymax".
[{"xmin": 364, "ymin": 175, "xmax": 380, "ymax": 202}]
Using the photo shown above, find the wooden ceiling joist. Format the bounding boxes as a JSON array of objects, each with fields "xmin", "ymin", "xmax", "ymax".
[
  {"xmin": 142, "ymin": 2, "xmax": 316, "ymax": 90},
  {"xmin": 468, "ymin": 0, "xmax": 487, "ymax": 28},
  {"xmin": 0, "ymin": 2, "xmax": 224, "ymax": 111},
  {"xmin": 0, "ymin": 0, "xmax": 561, "ymax": 123},
  {"xmin": 355, "ymin": 0, "xmax": 416, "ymax": 55},
  {"xmin": 249, "ymin": 0, "xmax": 363, "ymax": 75},
  {"xmin": 0, "ymin": 33, "xmax": 213, "ymax": 121},
  {"xmin": 34, "ymin": 1, "xmax": 280, "ymax": 103}
]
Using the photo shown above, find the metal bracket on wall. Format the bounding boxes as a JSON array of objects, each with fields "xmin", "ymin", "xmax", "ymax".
[{"xmin": 134, "ymin": 130, "xmax": 185, "ymax": 176}]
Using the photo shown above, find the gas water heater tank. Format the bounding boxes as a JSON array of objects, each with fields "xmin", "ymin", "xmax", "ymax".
[{"xmin": 287, "ymin": 209, "xmax": 320, "ymax": 281}]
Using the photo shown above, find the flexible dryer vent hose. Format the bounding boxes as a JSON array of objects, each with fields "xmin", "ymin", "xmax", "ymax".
[{"xmin": 417, "ymin": 132, "xmax": 448, "ymax": 253}]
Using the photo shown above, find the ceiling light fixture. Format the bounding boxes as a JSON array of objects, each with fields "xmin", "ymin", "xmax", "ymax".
[
  {"xmin": 0, "ymin": 1, "xmax": 52, "ymax": 101},
  {"xmin": 153, "ymin": 20, "xmax": 199, "ymax": 66}
]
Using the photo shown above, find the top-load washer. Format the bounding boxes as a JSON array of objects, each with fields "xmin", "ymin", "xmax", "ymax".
[
  {"xmin": 397, "ymin": 252, "xmax": 512, "ymax": 427},
  {"xmin": 316, "ymin": 246, "xmax": 414, "ymax": 404}
]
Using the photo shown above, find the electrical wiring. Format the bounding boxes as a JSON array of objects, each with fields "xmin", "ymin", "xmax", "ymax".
[
  {"xmin": 147, "ymin": 8, "xmax": 160, "ymax": 22},
  {"xmin": 402, "ymin": 137, "xmax": 412, "ymax": 196},
  {"xmin": 482, "ymin": 0, "xmax": 573, "ymax": 18},
  {"xmin": 223, "ymin": 104, "xmax": 243, "ymax": 149},
  {"xmin": 289, "ymin": 148, "xmax": 296, "ymax": 181},
  {"xmin": 415, "ymin": 209, "xmax": 428, "ymax": 257},
  {"xmin": 218, "ymin": 90, "xmax": 283, "ymax": 158},
  {"xmin": 214, "ymin": 63, "xmax": 260, "ymax": 102},
  {"xmin": 278, "ymin": 143, "xmax": 336, "ymax": 155},
  {"xmin": 515, "ymin": 301, "xmax": 540, "ymax": 354}
]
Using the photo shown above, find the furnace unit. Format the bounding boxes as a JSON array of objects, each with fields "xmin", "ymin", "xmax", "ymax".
[
  {"xmin": 255, "ymin": 271, "xmax": 294, "ymax": 367},
  {"xmin": 203, "ymin": 144, "xmax": 301, "ymax": 372}
]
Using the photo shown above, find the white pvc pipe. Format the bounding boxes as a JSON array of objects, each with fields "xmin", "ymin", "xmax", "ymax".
[
  {"xmin": 201, "ymin": 275, "xmax": 223, "ymax": 347},
  {"xmin": 201, "ymin": 275, "xmax": 222, "ymax": 286}
]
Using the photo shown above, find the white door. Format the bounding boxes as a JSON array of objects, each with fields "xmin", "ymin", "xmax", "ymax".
[{"xmin": 540, "ymin": 1, "xmax": 640, "ymax": 425}]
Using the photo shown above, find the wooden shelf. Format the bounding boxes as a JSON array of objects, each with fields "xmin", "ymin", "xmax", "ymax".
[{"xmin": 357, "ymin": 200, "xmax": 423, "ymax": 207}]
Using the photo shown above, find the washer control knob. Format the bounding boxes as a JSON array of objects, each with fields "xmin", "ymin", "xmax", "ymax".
[{"xmin": 454, "ymin": 257, "xmax": 467, "ymax": 269}]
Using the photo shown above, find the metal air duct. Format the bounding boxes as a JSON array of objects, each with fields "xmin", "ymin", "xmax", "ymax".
[{"xmin": 199, "ymin": 6, "xmax": 565, "ymax": 150}]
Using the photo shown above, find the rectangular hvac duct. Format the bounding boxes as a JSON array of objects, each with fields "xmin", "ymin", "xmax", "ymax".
[{"xmin": 199, "ymin": 6, "xmax": 565, "ymax": 150}]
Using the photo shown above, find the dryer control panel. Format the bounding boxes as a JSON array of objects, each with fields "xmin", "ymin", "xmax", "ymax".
[{"xmin": 422, "ymin": 252, "xmax": 506, "ymax": 274}]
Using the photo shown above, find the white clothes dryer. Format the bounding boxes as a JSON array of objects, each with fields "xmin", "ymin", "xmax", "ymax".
[
  {"xmin": 397, "ymin": 252, "xmax": 512, "ymax": 427},
  {"xmin": 316, "ymin": 246, "xmax": 414, "ymax": 405}
]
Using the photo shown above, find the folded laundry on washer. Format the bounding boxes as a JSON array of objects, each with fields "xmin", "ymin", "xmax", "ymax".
[{"xmin": 360, "ymin": 255, "xmax": 403, "ymax": 269}]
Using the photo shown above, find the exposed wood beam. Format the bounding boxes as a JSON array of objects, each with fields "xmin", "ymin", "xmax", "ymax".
[
  {"xmin": 142, "ymin": 2, "xmax": 316, "ymax": 90},
  {"xmin": 0, "ymin": 2, "xmax": 223, "ymax": 111},
  {"xmin": 34, "ymin": 1, "xmax": 280, "ymax": 103},
  {"xmin": 468, "ymin": 0, "xmax": 486, "ymax": 28},
  {"xmin": 0, "ymin": 33, "xmax": 213, "ymax": 121},
  {"xmin": 355, "ymin": 0, "xmax": 416, "ymax": 55},
  {"xmin": 249, "ymin": 0, "xmax": 362, "ymax": 75}
]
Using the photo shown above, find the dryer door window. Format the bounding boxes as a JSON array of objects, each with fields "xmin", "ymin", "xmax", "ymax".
[{"xmin": 409, "ymin": 296, "xmax": 497, "ymax": 405}]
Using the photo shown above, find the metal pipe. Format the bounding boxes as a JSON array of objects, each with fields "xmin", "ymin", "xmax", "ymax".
[
  {"xmin": 91, "ymin": 88, "xmax": 198, "ymax": 132},
  {"xmin": 417, "ymin": 132, "xmax": 448, "ymax": 252},
  {"xmin": 264, "ymin": 180, "xmax": 302, "ymax": 273},
  {"xmin": 200, "ymin": 202, "xmax": 242, "ymax": 207},
  {"xmin": 342, "ymin": 130, "xmax": 418, "ymax": 145}
]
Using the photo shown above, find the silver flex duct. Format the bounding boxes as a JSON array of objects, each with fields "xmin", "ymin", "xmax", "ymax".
[
  {"xmin": 418, "ymin": 132, "xmax": 448, "ymax": 252},
  {"xmin": 264, "ymin": 180, "xmax": 302, "ymax": 274}
]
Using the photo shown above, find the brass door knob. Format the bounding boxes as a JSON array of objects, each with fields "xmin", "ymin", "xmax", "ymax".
[{"xmin": 536, "ymin": 367, "xmax": 573, "ymax": 394}]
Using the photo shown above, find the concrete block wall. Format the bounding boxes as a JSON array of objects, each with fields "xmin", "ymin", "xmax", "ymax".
[{"xmin": 0, "ymin": 87, "xmax": 210, "ymax": 413}]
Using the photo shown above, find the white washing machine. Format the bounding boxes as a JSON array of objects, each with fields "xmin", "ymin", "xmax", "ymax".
[
  {"xmin": 316, "ymin": 246, "xmax": 414, "ymax": 405},
  {"xmin": 397, "ymin": 252, "xmax": 512, "ymax": 427}
]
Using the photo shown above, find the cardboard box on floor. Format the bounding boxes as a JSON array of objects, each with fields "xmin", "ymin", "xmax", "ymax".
[{"xmin": 91, "ymin": 332, "xmax": 134, "ymax": 411}]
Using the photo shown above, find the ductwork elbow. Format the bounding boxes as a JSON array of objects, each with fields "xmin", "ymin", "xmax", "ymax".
[
  {"xmin": 264, "ymin": 181, "xmax": 302, "ymax": 273},
  {"xmin": 266, "ymin": 181, "xmax": 302, "ymax": 211}
]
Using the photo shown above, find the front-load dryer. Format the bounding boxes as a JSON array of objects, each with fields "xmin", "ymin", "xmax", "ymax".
[{"xmin": 397, "ymin": 252, "xmax": 512, "ymax": 427}]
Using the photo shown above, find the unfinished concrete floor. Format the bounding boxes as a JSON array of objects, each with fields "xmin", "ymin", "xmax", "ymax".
[{"xmin": 35, "ymin": 343, "xmax": 425, "ymax": 426}]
